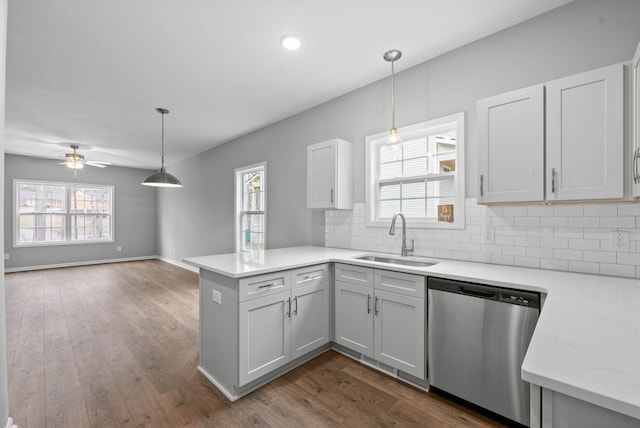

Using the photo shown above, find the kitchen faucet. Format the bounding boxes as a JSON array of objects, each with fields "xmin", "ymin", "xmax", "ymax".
[{"xmin": 389, "ymin": 212, "xmax": 414, "ymax": 257}]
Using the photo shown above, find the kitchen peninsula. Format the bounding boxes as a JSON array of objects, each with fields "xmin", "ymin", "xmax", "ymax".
[{"xmin": 185, "ymin": 246, "xmax": 640, "ymax": 428}]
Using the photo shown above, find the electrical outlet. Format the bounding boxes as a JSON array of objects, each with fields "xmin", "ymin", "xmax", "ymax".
[
  {"xmin": 116, "ymin": 246, "xmax": 122, "ymax": 252},
  {"xmin": 4, "ymin": 254, "xmax": 9, "ymax": 260},
  {"xmin": 481, "ymin": 226, "xmax": 494, "ymax": 244},
  {"xmin": 212, "ymin": 289, "xmax": 222, "ymax": 304},
  {"xmin": 609, "ymin": 231, "xmax": 629, "ymax": 252}
]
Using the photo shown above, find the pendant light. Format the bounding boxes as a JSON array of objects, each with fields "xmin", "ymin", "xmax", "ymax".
[
  {"xmin": 142, "ymin": 108, "xmax": 183, "ymax": 188},
  {"xmin": 383, "ymin": 49, "xmax": 402, "ymax": 145}
]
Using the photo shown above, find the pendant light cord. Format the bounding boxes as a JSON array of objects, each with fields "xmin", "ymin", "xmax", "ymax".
[
  {"xmin": 391, "ymin": 59, "xmax": 396, "ymax": 130},
  {"xmin": 157, "ymin": 107, "xmax": 169, "ymax": 171}
]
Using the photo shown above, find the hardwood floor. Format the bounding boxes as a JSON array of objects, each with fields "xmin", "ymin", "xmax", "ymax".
[{"xmin": 5, "ymin": 260, "xmax": 509, "ymax": 427}]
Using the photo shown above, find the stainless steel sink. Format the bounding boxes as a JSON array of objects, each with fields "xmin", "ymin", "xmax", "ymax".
[{"xmin": 355, "ymin": 255, "xmax": 437, "ymax": 268}]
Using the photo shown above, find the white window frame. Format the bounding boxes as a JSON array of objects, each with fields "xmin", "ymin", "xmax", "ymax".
[
  {"xmin": 14, "ymin": 179, "xmax": 115, "ymax": 247},
  {"xmin": 234, "ymin": 162, "xmax": 267, "ymax": 252},
  {"xmin": 365, "ymin": 112, "xmax": 465, "ymax": 229}
]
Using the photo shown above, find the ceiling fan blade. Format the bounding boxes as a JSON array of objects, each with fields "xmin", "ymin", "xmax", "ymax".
[{"xmin": 86, "ymin": 161, "xmax": 110, "ymax": 168}]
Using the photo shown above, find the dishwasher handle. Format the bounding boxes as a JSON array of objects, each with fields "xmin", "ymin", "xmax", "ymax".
[{"xmin": 459, "ymin": 287, "xmax": 496, "ymax": 299}]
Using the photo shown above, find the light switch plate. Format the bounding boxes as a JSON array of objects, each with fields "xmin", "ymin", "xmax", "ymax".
[{"xmin": 212, "ymin": 289, "xmax": 222, "ymax": 304}]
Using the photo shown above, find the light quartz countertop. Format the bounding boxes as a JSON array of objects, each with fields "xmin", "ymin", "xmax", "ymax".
[{"xmin": 184, "ymin": 245, "xmax": 640, "ymax": 421}]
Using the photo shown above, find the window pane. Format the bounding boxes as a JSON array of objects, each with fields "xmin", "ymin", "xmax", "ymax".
[
  {"xmin": 403, "ymin": 157, "xmax": 428, "ymax": 176},
  {"xmin": 402, "ymin": 199, "xmax": 426, "ymax": 218},
  {"xmin": 70, "ymin": 186, "xmax": 111, "ymax": 214},
  {"xmin": 380, "ymin": 145, "xmax": 402, "ymax": 163},
  {"xmin": 379, "ymin": 161, "xmax": 402, "ymax": 180},
  {"xmin": 403, "ymin": 138, "xmax": 427, "ymax": 158},
  {"xmin": 242, "ymin": 171, "xmax": 264, "ymax": 212},
  {"xmin": 379, "ymin": 200, "xmax": 400, "ymax": 218},
  {"xmin": 402, "ymin": 182, "xmax": 425, "ymax": 198},
  {"xmin": 18, "ymin": 213, "xmax": 66, "ymax": 243},
  {"xmin": 71, "ymin": 214, "xmax": 111, "ymax": 241},
  {"xmin": 427, "ymin": 179, "xmax": 455, "ymax": 198},
  {"xmin": 380, "ymin": 184, "xmax": 400, "ymax": 200},
  {"xmin": 18, "ymin": 183, "xmax": 66, "ymax": 214},
  {"xmin": 241, "ymin": 213, "xmax": 264, "ymax": 251}
]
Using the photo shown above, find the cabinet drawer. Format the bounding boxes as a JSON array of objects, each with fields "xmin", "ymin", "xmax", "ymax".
[
  {"xmin": 374, "ymin": 269, "xmax": 425, "ymax": 299},
  {"xmin": 291, "ymin": 264, "xmax": 328, "ymax": 289},
  {"xmin": 239, "ymin": 271, "xmax": 291, "ymax": 302},
  {"xmin": 335, "ymin": 263, "xmax": 374, "ymax": 288}
]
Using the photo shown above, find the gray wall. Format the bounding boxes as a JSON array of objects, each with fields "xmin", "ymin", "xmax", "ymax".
[
  {"xmin": 159, "ymin": 0, "xmax": 640, "ymax": 263},
  {"xmin": 4, "ymin": 154, "xmax": 158, "ymax": 269}
]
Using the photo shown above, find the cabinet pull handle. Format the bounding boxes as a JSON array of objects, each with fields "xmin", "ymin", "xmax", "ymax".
[
  {"xmin": 635, "ymin": 148, "xmax": 640, "ymax": 184},
  {"xmin": 551, "ymin": 168, "xmax": 556, "ymax": 193},
  {"xmin": 293, "ymin": 296, "xmax": 298, "ymax": 316},
  {"xmin": 367, "ymin": 295, "xmax": 371, "ymax": 314},
  {"xmin": 330, "ymin": 188, "xmax": 334, "ymax": 204},
  {"xmin": 374, "ymin": 296, "xmax": 380, "ymax": 316},
  {"xmin": 287, "ymin": 297, "xmax": 291, "ymax": 318},
  {"xmin": 480, "ymin": 174, "xmax": 484, "ymax": 197},
  {"xmin": 258, "ymin": 282, "xmax": 276, "ymax": 289}
]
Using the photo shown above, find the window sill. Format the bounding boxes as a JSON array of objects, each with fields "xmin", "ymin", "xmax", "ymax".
[
  {"xmin": 14, "ymin": 239, "xmax": 115, "ymax": 248},
  {"xmin": 365, "ymin": 218, "xmax": 465, "ymax": 230}
]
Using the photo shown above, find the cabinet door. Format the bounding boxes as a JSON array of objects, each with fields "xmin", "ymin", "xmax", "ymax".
[
  {"xmin": 546, "ymin": 63, "xmax": 624, "ymax": 201},
  {"xmin": 373, "ymin": 289, "xmax": 425, "ymax": 379},
  {"xmin": 307, "ymin": 140, "xmax": 336, "ymax": 208},
  {"xmin": 632, "ymin": 41, "xmax": 640, "ymax": 198},
  {"xmin": 477, "ymin": 85, "xmax": 544, "ymax": 203},
  {"xmin": 238, "ymin": 291, "xmax": 291, "ymax": 386},
  {"xmin": 334, "ymin": 280, "xmax": 373, "ymax": 358},
  {"xmin": 291, "ymin": 281, "xmax": 330, "ymax": 360}
]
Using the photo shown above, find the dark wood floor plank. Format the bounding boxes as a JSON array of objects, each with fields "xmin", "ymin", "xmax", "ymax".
[{"xmin": 6, "ymin": 260, "xmax": 509, "ymax": 428}]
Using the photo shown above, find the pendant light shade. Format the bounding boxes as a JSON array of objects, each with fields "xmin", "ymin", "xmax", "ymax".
[
  {"xmin": 142, "ymin": 108, "xmax": 183, "ymax": 188},
  {"xmin": 384, "ymin": 49, "xmax": 402, "ymax": 145}
]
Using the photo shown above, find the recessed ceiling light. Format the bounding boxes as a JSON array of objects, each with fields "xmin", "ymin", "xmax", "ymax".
[{"xmin": 281, "ymin": 35, "xmax": 301, "ymax": 50}]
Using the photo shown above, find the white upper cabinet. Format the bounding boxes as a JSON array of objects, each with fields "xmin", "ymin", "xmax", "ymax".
[
  {"xmin": 477, "ymin": 85, "xmax": 545, "ymax": 203},
  {"xmin": 307, "ymin": 138, "xmax": 353, "ymax": 209},
  {"xmin": 632, "ymin": 41, "xmax": 640, "ymax": 198},
  {"xmin": 477, "ymin": 63, "xmax": 625, "ymax": 204},
  {"xmin": 546, "ymin": 63, "xmax": 624, "ymax": 201}
]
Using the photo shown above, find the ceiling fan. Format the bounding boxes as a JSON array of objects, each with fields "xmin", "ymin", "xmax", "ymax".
[{"xmin": 60, "ymin": 144, "xmax": 111, "ymax": 169}]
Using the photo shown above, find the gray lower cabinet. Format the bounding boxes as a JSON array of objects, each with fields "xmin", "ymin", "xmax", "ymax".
[
  {"xmin": 532, "ymin": 386, "xmax": 640, "ymax": 428},
  {"xmin": 199, "ymin": 264, "xmax": 329, "ymax": 400},
  {"xmin": 334, "ymin": 263, "xmax": 426, "ymax": 380},
  {"xmin": 239, "ymin": 290, "xmax": 292, "ymax": 386},
  {"xmin": 238, "ymin": 264, "xmax": 330, "ymax": 386}
]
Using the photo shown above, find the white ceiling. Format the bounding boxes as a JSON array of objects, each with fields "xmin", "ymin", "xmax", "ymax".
[{"xmin": 5, "ymin": 0, "xmax": 574, "ymax": 170}]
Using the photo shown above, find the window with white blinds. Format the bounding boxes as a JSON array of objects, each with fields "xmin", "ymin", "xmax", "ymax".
[
  {"xmin": 235, "ymin": 162, "xmax": 266, "ymax": 252},
  {"xmin": 365, "ymin": 113, "xmax": 465, "ymax": 229}
]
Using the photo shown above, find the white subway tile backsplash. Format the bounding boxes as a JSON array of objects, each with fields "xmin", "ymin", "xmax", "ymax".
[
  {"xmin": 568, "ymin": 216, "xmax": 599, "ymax": 228},
  {"xmin": 568, "ymin": 261, "xmax": 600, "ymax": 274},
  {"xmin": 569, "ymin": 238, "xmax": 601, "ymax": 251},
  {"xmin": 325, "ymin": 199, "xmax": 640, "ymax": 279},
  {"xmin": 554, "ymin": 205, "xmax": 584, "ymax": 216},
  {"xmin": 541, "ymin": 258, "xmax": 568, "ymax": 271},
  {"xmin": 584, "ymin": 204, "xmax": 618, "ymax": 217},
  {"xmin": 600, "ymin": 216, "xmax": 636, "ymax": 229},
  {"xmin": 600, "ymin": 263, "xmax": 636, "ymax": 278},
  {"xmin": 503, "ymin": 206, "xmax": 527, "ymax": 217},
  {"xmin": 553, "ymin": 248, "xmax": 583, "ymax": 261},
  {"xmin": 540, "ymin": 237, "xmax": 569, "ymax": 249}
]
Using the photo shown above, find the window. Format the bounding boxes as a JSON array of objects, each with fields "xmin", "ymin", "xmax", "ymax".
[
  {"xmin": 15, "ymin": 180, "xmax": 114, "ymax": 246},
  {"xmin": 235, "ymin": 162, "xmax": 266, "ymax": 252},
  {"xmin": 365, "ymin": 112, "xmax": 465, "ymax": 229}
]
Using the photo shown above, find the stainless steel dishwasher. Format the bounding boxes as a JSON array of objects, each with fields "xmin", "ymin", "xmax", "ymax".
[{"xmin": 428, "ymin": 277, "xmax": 539, "ymax": 427}]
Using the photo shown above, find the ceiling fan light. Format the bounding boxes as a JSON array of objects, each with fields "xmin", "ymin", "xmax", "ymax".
[
  {"xmin": 66, "ymin": 160, "xmax": 84, "ymax": 169},
  {"xmin": 142, "ymin": 168, "xmax": 183, "ymax": 188}
]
